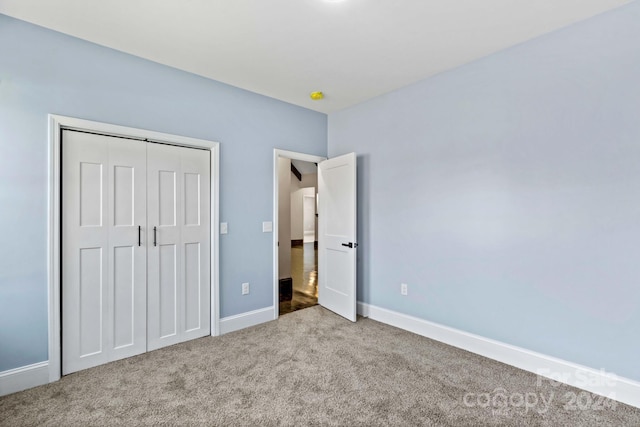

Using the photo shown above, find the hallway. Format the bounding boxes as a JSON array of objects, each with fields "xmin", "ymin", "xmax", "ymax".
[{"xmin": 279, "ymin": 243, "xmax": 317, "ymax": 315}]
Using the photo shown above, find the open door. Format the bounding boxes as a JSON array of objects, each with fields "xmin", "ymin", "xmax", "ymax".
[{"xmin": 318, "ymin": 152, "xmax": 357, "ymax": 321}]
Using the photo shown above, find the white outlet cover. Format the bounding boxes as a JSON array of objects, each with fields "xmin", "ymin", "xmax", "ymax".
[
  {"xmin": 242, "ymin": 282, "xmax": 250, "ymax": 295},
  {"xmin": 262, "ymin": 221, "xmax": 273, "ymax": 232},
  {"xmin": 220, "ymin": 222, "xmax": 228, "ymax": 234}
]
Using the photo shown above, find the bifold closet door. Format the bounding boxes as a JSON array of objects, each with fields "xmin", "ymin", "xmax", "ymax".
[
  {"xmin": 147, "ymin": 143, "xmax": 211, "ymax": 351},
  {"xmin": 62, "ymin": 131, "xmax": 147, "ymax": 375}
]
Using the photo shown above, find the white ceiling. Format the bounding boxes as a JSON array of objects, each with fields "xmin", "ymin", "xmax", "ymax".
[{"xmin": 0, "ymin": 0, "xmax": 631, "ymax": 113}]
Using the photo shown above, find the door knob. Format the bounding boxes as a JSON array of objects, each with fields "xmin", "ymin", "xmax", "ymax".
[{"xmin": 341, "ymin": 242, "xmax": 357, "ymax": 248}]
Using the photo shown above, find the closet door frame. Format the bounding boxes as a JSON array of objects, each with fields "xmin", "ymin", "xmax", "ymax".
[{"xmin": 48, "ymin": 114, "xmax": 220, "ymax": 383}]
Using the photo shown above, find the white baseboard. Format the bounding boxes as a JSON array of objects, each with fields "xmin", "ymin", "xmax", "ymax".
[
  {"xmin": 219, "ymin": 306, "xmax": 275, "ymax": 335},
  {"xmin": 0, "ymin": 361, "xmax": 49, "ymax": 397},
  {"xmin": 357, "ymin": 302, "xmax": 640, "ymax": 409}
]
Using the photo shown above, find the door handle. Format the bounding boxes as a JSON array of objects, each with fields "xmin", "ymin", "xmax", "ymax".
[
  {"xmin": 341, "ymin": 242, "xmax": 357, "ymax": 248},
  {"xmin": 138, "ymin": 226, "xmax": 142, "ymax": 247},
  {"xmin": 153, "ymin": 226, "xmax": 157, "ymax": 247}
]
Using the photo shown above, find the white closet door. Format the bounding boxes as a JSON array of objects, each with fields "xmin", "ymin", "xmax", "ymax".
[
  {"xmin": 180, "ymin": 146, "xmax": 211, "ymax": 343},
  {"xmin": 62, "ymin": 131, "xmax": 147, "ymax": 375},
  {"xmin": 147, "ymin": 144, "xmax": 210, "ymax": 351}
]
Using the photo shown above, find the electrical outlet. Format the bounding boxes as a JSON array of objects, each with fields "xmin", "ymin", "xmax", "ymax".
[
  {"xmin": 401, "ymin": 283, "xmax": 408, "ymax": 296},
  {"xmin": 242, "ymin": 282, "xmax": 250, "ymax": 295}
]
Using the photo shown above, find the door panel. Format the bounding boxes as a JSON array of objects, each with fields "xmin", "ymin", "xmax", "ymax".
[
  {"xmin": 318, "ymin": 152, "xmax": 357, "ymax": 322},
  {"xmin": 62, "ymin": 131, "xmax": 147, "ymax": 374},
  {"xmin": 159, "ymin": 243, "xmax": 178, "ymax": 338},
  {"xmin": 159, "ymin": 171, "xmax": 177, "ymax": 226},
  {"xmin": 79, "ymin": 247, "xmax": 103, "ymax": 356},
  {"xmin": 323, "ymin": 163, "xmax": 351, "ymax": 237},
  {"xmin": 184, "ymin": 173, "xmax": 201, "ymax": 226},
  {"xmin": 148, "ymin": 145, "xmax": 182, "ymax": 350},
  {"xmin": 113, "ymin": 246, "xmax": 134, "ymax": 348},
  {"xmin": 148, "ymin": 144, "xmax": 210, "ymax": 350},
  {"xmin": 63, "ymin": 131, "xmax": 109, "ymax": 374},
  {"xmin": 325, "ymin": 248, "xmax": 351, "ymax": 296},
  {"xmin": 180, "ymin": 147, "xmax": 211, "ymax": 342},
  {"xmin": 184, "ymin": 242, "xmax": 202, "ymax": 331},
  {"xmin": 79, "ymin": 162, "xmax": 103, "ymax": 227},
  {"xmin": 107, "ymin": 137, "xmax": 147, "ymax": 362},
  {"xmin": 113, "ymin": 166, "xmax": 134, "ymax": 226}
]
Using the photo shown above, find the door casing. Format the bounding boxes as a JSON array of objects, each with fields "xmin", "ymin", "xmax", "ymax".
[
  {"xmin": 272, "ymin": 149, "xmax": 326, "ymax": 319},
  {"xmin": 48, "ymin": 114, "xmax": 220, "ymax": 383}
]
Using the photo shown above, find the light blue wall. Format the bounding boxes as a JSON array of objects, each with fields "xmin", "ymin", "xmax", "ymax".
[
  {"xmin": 0, "ymin": 15, "xmax": 327, "ymax": 371},
  {"xmin": 329, "ymin": 3, "xmax": 640, "ymax": 381}
]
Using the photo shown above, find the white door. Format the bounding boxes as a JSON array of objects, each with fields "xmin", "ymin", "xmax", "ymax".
[
  {"xmin": 303, "ymin": 194, "xmax": 315, "ymax": 243},
  {"xmin": 63, "ymin": 131, "xmax": 211, "ymax": 373},
  {"xmin": 62, "ymin": 131, "xmax": 147, "ymax": 374},
  {"xmin": 147, "ymin": 143, "xmax": 211, "ymax": 351},
  {"xmin": 318, "ymin": 152, "xmax": 357, "ymax": 321}
]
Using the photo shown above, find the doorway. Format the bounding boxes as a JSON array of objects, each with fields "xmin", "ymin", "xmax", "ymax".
[
  {"xmin": 272, "ymin": 149, "xmax": 358, "ymax": 321},
  {"xmin": 273, "ymin": 150, "xmax": 325, "ymax": 318},
  {"xmin": 279, "ymin": 159, "xmax": 319, "ymax": 315}
]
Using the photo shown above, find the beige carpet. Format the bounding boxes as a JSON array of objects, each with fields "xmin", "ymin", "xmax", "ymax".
[{"xmin": 1, "ymin": 306, "xmax": 639, "ymax": 426}]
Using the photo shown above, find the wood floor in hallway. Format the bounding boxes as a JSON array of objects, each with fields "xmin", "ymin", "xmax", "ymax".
[{"xmin": 279, "ymin": 242, "xmax": 317, "ymax": 315}]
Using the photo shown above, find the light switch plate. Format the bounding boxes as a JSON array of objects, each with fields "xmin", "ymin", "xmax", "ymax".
[
  {"xmin": 220, "ymin": 222, "xmax": 228, "ymax": 234},
  {"xmin": 262, "ymin": 221, "xmax": 273, "ymax": 232}
]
